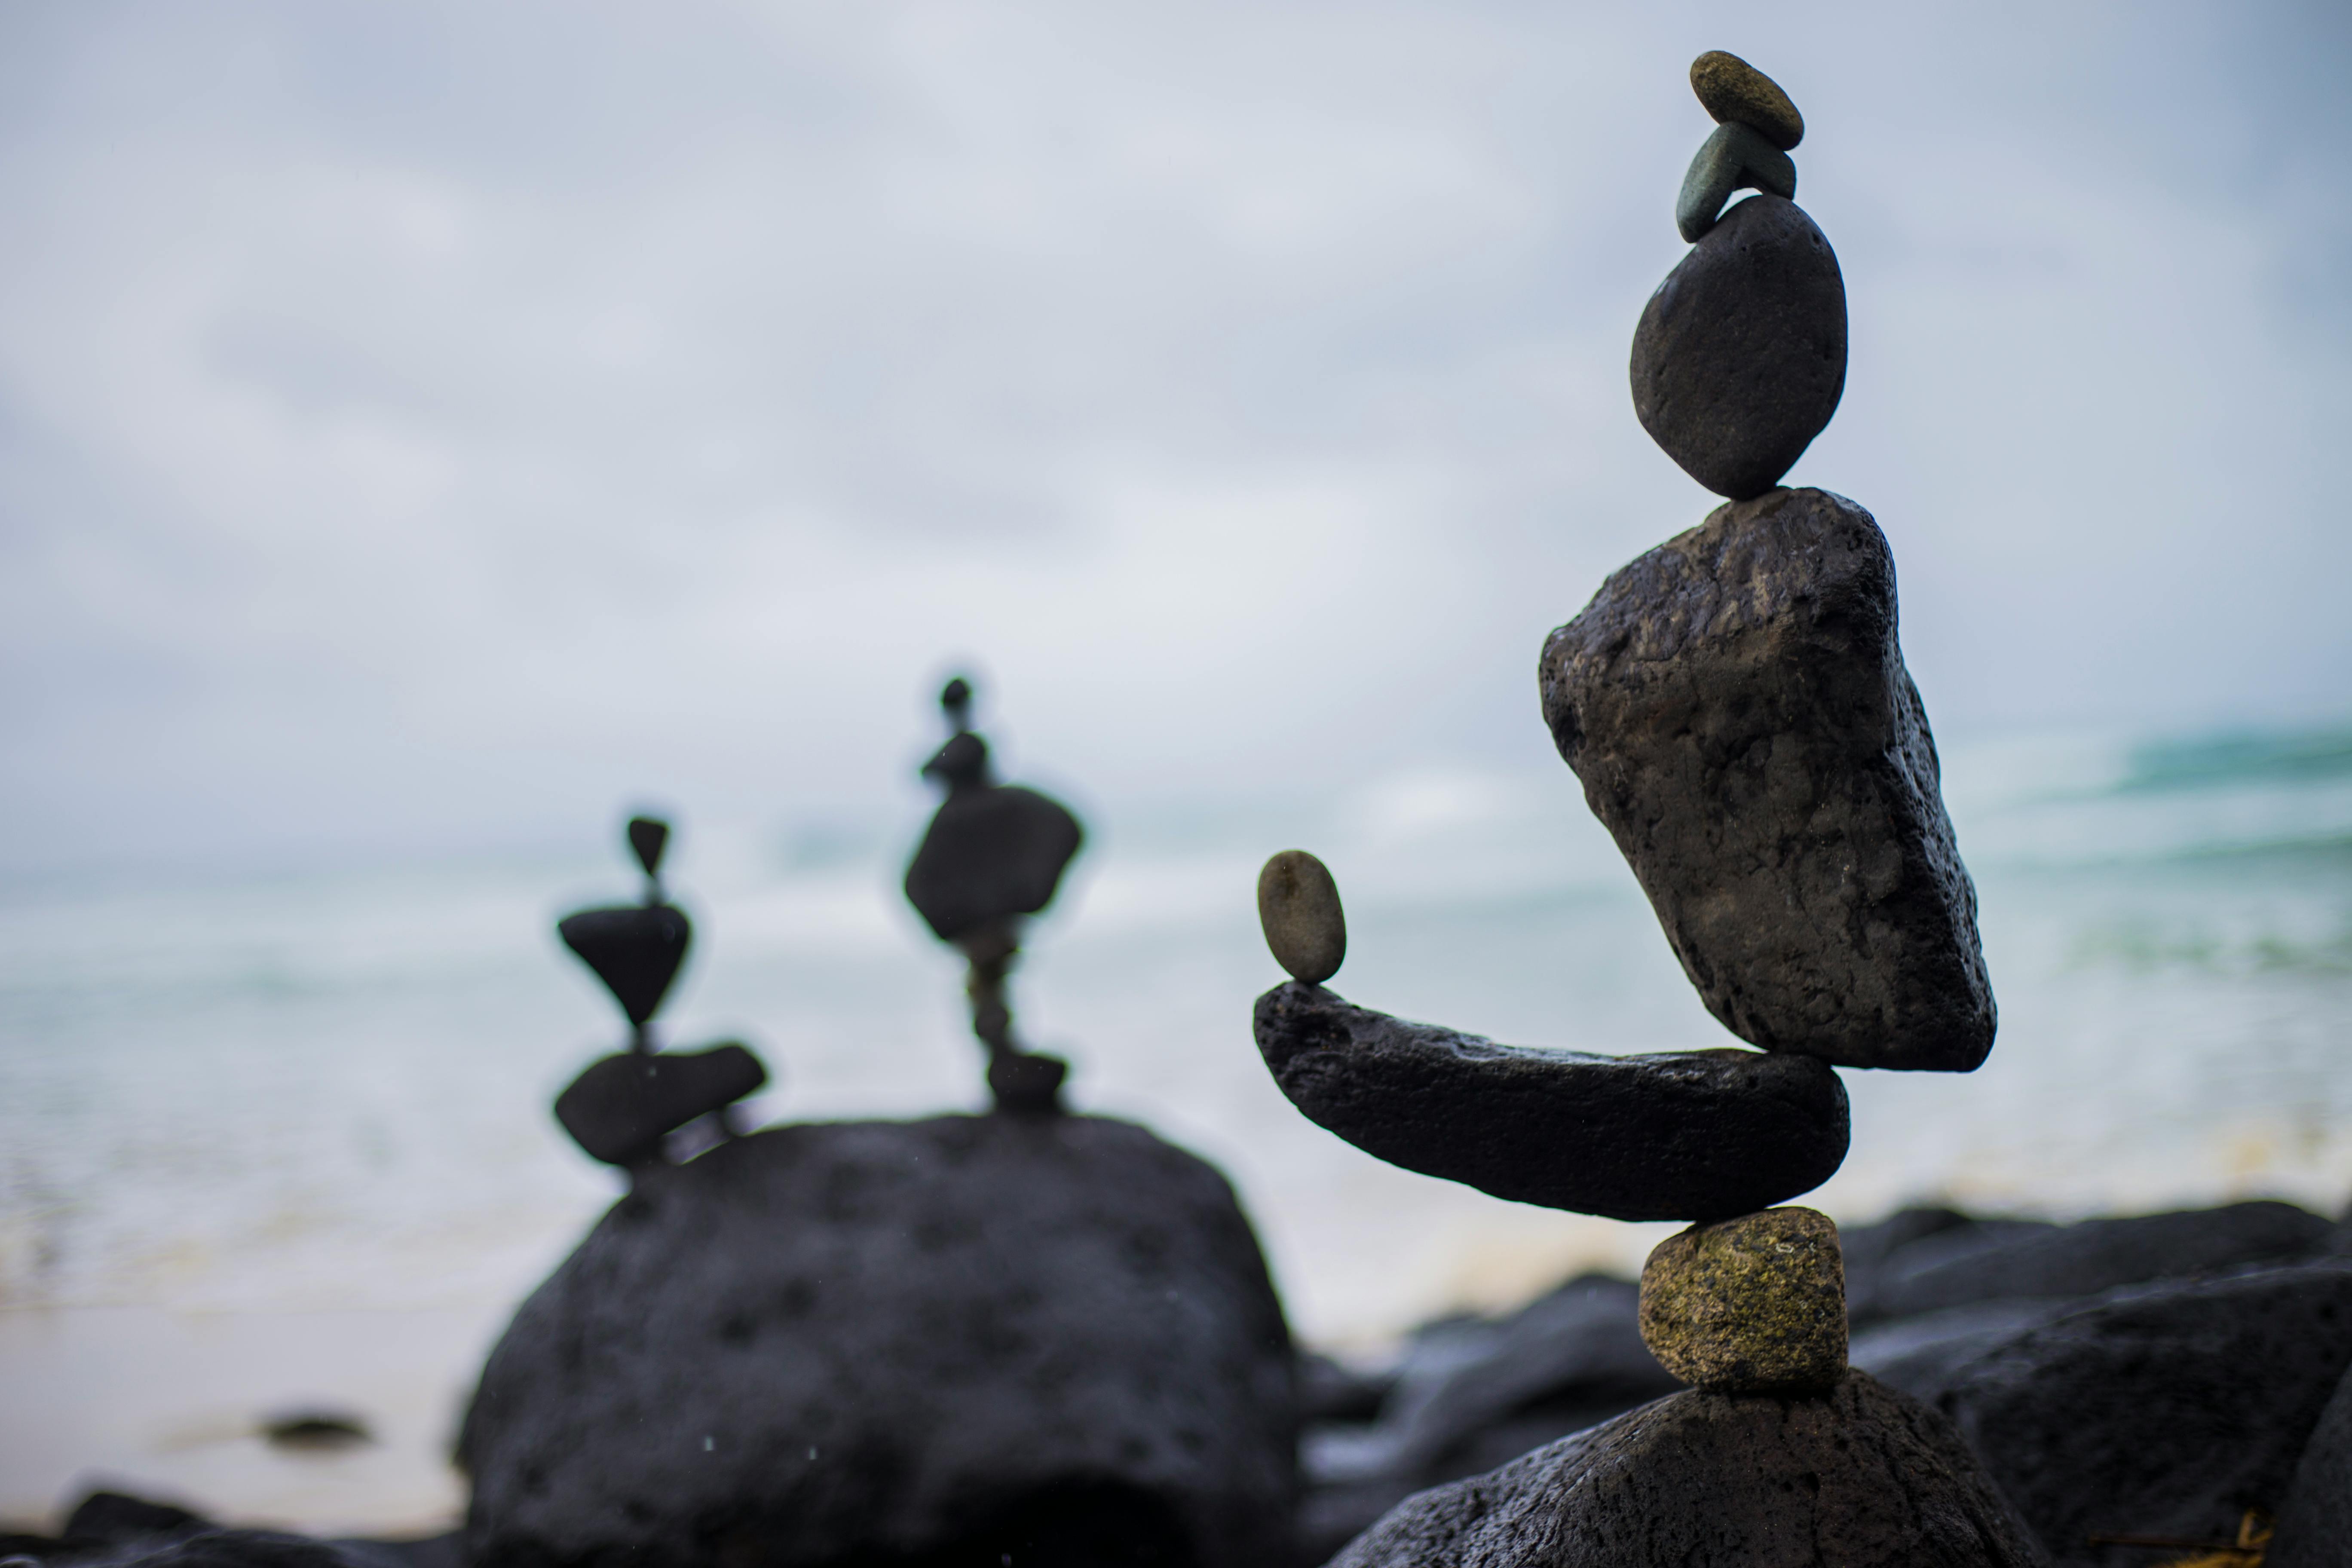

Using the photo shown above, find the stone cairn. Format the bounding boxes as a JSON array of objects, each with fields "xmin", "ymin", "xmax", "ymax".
[
  {"xmin": 904, "ymin": 675, "xmax": 1085, "ymax": 1115},
  {"xmin": 1253, "ymin": 53, "xmax": 2038, "ymax": 1566},
  {"xmin": 548, "ymin": 813, "xmax": 768, "ymax": 1172}
]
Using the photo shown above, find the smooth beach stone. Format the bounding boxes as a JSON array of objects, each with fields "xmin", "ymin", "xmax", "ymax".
[
  {"xmin": 460, "ymin": 1114, "xmax": 1297, "ymax": 1568},
  {"xmin": 1675, "ymin": 122, "xmax": 1796, "ymax": 243},
  {"xmin": 1540, "ymin": 487, "xmax": 1997, "ymax": 1072},
  {"xmin": 625, "ymin": 815, "xmax": 669, "ymax": 880},
  {"xmin": 1252, "ymin": 981, "xmax": 1848, "ymax": 1222},
  {"xmin": 1690, "ymin": 50, "xmax": 1804, "ymax": 150},
  {"xmin": 1257, "ymin": 849, "xmax": 1346, "ymax": 984},
  {"xmin": 1630, "ymin": 194, "xmax": 1846, "ymax": 499},
  {"xmin": 1639, "ymin": 1207, "xmax": 1847, "ymax": 1392},
  {"xmin": 553, "ymin": 1043, "xmax": 768, "ymax": 1166},
  {"xmin": 556, "ymin": 903, "xmax": 691, "ymax": 1026},
  {"xmin": 985, "ymin": 1047, "xmax": 1068, "ymax": 1115},
  {"xmin": 1332, "ymin": 1370, "xmax": 2042, "ymax": 1568}
]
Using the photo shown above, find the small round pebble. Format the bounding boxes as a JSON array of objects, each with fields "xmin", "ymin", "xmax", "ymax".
[
  {"xmin": 1258, "ymin": 850, "xmax": 1346, "ymax": 985},
  {"xmin": 1690, "ymin": 50, "xmax": 1804, "ymax": 152},
  {"xmin": 1638, "ymin": 1206, "xmax": 1846, "ymax": 1393}
]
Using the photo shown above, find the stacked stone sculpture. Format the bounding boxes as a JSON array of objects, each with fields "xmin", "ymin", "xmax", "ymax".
[
  {"xmin": 905, "ymin": 676, "xmax": 1085, "ymax": 1114},
  {"xmin": 1254, "ymin": 52, "xmax": 2038, "ymax": 1567},
  {"xmin": 549, "ymin": 814, "xmax": 769, "ymax": 1171}
]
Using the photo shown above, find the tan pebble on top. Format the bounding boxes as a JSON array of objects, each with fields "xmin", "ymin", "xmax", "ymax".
[
  {"xmin": 1257, "ymin": 849, "xmax": 1346, "ymax": 985},
  {"xmin": 1690, "ymin": 50, "xmax": 1804, "ymax": 152}
]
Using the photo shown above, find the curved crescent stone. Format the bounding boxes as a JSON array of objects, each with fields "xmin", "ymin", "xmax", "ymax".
[{"xmin": 1253, "ymin": 982, "xmax": 1849, "ymax": 1222}]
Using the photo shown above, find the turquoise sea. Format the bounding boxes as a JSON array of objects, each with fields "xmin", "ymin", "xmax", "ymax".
[{"xmin": 2, "ymin": 720, "xmax": 2349, "ymax": 1530}]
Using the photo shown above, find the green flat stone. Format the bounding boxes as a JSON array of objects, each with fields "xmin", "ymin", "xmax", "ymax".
[{"xmin": 1675, "ymin": 120, "xmax": 1795, "ymax": 243}]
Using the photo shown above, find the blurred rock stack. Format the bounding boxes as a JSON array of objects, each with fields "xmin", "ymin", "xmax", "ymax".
[
  {"xmin": 550, "ymin": 814, "xmax": 769, "ymax": 1172},
  {"xmin": 1253, "ymin": 51, "xmax": 2041, "ymax": 1567}
]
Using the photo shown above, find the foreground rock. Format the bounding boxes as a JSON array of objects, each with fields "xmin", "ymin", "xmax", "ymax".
[
  {"xmin": 460, "ymin": 1115, "xmax": 1295, "ymax": 1568},
  {"xmin": 1541, "ymin": 487, "xmax": 1995, "ymax": 1072},
  {"xmin": 1253, "ymin": 982, "xmax": 1848, "ymax": 1221},
  {"xmin": 2270, "ymin": 1359, "xmax": 2352, "ymax": 1567},
  {"xmin": 1333, "ymin": 1370, "xmax": 2043, "ymax": 1568},
  {"xmin": 1629, "ymin": 196, "xmax": 1846, "ymax": 499},
  {"xmin": 1922, "ymin": 1260, "xmax": 2352, "ymax": 1565}
]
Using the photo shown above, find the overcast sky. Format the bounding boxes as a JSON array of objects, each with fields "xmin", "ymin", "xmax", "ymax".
[{"xmin": 2, "ymin": 0, "xmax": 2346, "ymax": 874}]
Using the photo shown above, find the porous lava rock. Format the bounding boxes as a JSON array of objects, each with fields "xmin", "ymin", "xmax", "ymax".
[
  {"xmin": 1630, "ymin": 194, "xmax": 1845, "ymax": 499},
  {"xmin": 1252, "ymin": 981, "xmax": 1848, "ymax": 1222},
  {"xmin": 1540, "ymin": 486, "xmax": 1995, "ymax": 1071},
  {"xmin": 459, "ymin": 1115, "xmax": 1295, "ymax": 1568},
  {"xmin": 1331, "ymin": 1369, "xmax": 2044, "ymax": 1568},
  {"xmin": 1926, "ymin": 1261, "xmax": 2352, "ymax": 1565}
]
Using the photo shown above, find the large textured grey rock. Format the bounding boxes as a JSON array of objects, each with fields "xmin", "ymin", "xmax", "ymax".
[
  {"xmin": 459, "ymin": 1115, "xmax": 1295, "ymax": 1568},
  {"xmin": 1300, "ymin": 1275, "xmax": 1676, "ymax": 1562},
  {"xmin": 1630, "ymin": 194, "xmax": 1846, "ymax": 499},
  {"xmin": 1540, "ymin": 486, "xmax": 1995, "ymax": 1071},
  {"xmin": 1332, "ymin": 1370, "xmax": 2044, "ymax": 1568},
  {"xmin": 1253, "ymin": 981, "xmax": 1848, "ymax": 1222},
  {"xmin": 1852, "ymin": 1200, "xmax": 2331, "ymax": 1323},
  {"xmin": 2270, "ymin": 1359, "xmax": 2352, "ymax": 1568},
  {"xmin": 1926, "ymin": 1261, "xmax": 2352, "ymax": 1566}
]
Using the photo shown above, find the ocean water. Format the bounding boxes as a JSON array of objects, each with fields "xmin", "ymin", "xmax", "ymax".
[{"xmin": 3, "ymin": 720, "xmax": 2349, "ymax": 1529}]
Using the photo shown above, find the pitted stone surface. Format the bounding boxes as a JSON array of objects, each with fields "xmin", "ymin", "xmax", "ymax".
[
  {"xmin": 1540, "ymin": 486, "xmax": 1995, "ymax": 1071},
  {"xmin": 460, "ymin": 1114, "xmax": 1296, "ymax": 1568},
  {"xmin": 1253, "ymin": 981, "xmax": 1848, "ymax": 1222},
  {"xmin": 1630, "ymin": 194, "xmax": 1845, "ymax": 499},
  {"xmin": 1640, "ymin": 1207, "xmax": 1847, "ymax": 1392},
  {"xmin": 1331, "ymin": 1370, "xmax": 2043, "ymax": 1568}
]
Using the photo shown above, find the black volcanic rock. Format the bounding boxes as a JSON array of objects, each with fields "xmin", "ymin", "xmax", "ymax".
[
  {"xmin": 1926, "ymin": 1261, "xmax": 2352, "ymax": 1565},
  {"xmin": 1332, "ymin": 1370, "xmax": 2043, "ymax": 1568},
  {"xmin": 556, "ymin": 903, "xmax": 691, "ymax": 1026},
  {"xmin": 552, "ymin": 1043, "xmax": 768, "ymax": 1166},
  {"xmin": 904, "ymin": 782, "xmax": 1084, "ymax": 943},
  {"xmin": 459, "ymin": 1114, "xmax": 1295, "ymax": 1568},
  {"xmin": 2270, "ymin": 1358, "xmax": 2352, "ymax": 1568},
  {"xmin": 1540, "ymin": 486, "xmax": 1994, "ymax": 1071},
  {"xmin": 1252, "ymin": 982, "xmax": 1848, "ymax": 1221},
  {"xmin": 1630, "ymin": 194, "xmax": 1846, "ymax": 499}
]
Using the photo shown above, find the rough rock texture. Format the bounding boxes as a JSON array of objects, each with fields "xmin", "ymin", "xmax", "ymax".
[
  {"xmin": 1257, "ymin": 850, "xmax": 1346, "ymax": 985},
  {"xmin": 1690, "ymin": 50, "xmax": 1804, "ymax": 150},
  {"xmin": 459, "ymin": 1114, "xmax": 1295, "ymax": 1568},
  {"xmin": 2269, "ymin": 1358, "xmax": 2352, "ymax": 1568},
  {"xmin": 1332, "ymin": 1370, "xmax": 2044, "ymax": 1568},
  {"xmin": 1300, "ymin": 1276, "xmax": 1677, "ymax": 1563},
  {"xmin": 556, "ymin": 903, "xmax": 691, "ymax": 1026},
  {"xmin": 1676, "ymin": 121, "xmax": 1796, "ymax": 242},
  {"xmin": 1850, "ymin": 1200, "xmax": 2331, "ymax": 1323},
  {"xmin": 1253, "ymin": 981, "xmax": 1848, "ymax": 1222},
  {"xmin": 63, "ymin": 1533, "xmax": 366, "ymax": 1568},
  {"xmin": 1926, "ymin": 1261, "xmax": 2352, "ymax": 1566},
  {"xmin": 1540, "ymin": 486, "xmax": 1995, "ymax": 1071},
  {"xmin": 552, "ymin": 1044, "xmax": 769, "ymax": 1167},
  {"xmin": 1629, "ymin": 195, "xmax": 1846, "ymax": 499},
  {"xmin": 1640, "ymin": 1207, "xmax": 1846, "ymax": 1392}
]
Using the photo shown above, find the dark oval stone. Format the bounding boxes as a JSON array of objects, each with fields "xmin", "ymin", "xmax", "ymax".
[
  {"xmin": 1630, "ymin": 195, "xmax": 1846, "ymax": 500},
  {"xmin": 1252, "ymin": 982, "xmax": 1849, "ymax": 1222}
]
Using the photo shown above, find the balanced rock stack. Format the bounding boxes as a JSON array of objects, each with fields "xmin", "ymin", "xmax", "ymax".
[
  {"xmin": 904, "ymin": 675, "xmax": 1086, "ymax": 1113},
  {"xmin": 549, "ymin": 815, "xmax": 769, "ymax": 1171},
  {"xmin": 1254, "ymin": 53, "xmax": 2034, "ymax": 1567}
]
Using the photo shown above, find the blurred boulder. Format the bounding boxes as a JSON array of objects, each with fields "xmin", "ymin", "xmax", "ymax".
[{"xmin": 460, "ymin": 1114, "xmax": 1295, "ymax": 1568}]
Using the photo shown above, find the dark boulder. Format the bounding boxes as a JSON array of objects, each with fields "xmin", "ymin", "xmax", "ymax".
[
  {"xmin": 60, "ymin": 1494, "xmax": 210, "ymax": 1547},
  {"xmin": 1855, "ymin": 1201, "xmax": 2331, "ymax": 1324},
  {"xmin": 1540, "ymin": 486, "xmax": 1995, "ymax": 1072},
  {"xmin": 1301, "ymin": 1275, "xmax": 1676, "ymax": 1562},
  {"xmin": 1924, "ymin": 1261, "xmax": 2352, "ymax": 1565},
  {"xmin": 459, "ymin": 1114, "xmax": 1295, "ymax": 1568},
  {"xmin": 2269, "ymin": 1359, "xmax": 2352, "ymax": 1568},
  {"xmin": 58, "ymin": 1533, "xmax": 363, "ymax": 1568},
  {"xmin": 1629, "ymin": 194, "xmax": 1845, "ymax": 499},
  {"xmin": 1332, "ymin": 1370, "xmax": 2043, "ymax": 1567},
  {"xmin": 1253, "ymin": 982, "xmax": 1848, "ymax": 1221}
]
